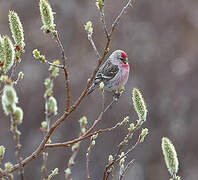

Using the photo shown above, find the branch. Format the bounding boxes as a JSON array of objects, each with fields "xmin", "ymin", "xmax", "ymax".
[
  {"xmin": 100, "ymin": 6, "xmax": 109, "ymax": 40},
  {"xmin": 88, "ymin": 35, "xmax": 101, "ymax": 59},
  {"xmin": 0, "ymin": 168, "xmax": 13, "ymax": 180},
  {"xmin": 10, "ymin": 116, "xmax": 25, "ymax": 180},
  {"xmin": 52, "ymin": 32, "xmax": 70, "ymax": 112},
  {"xmin": 119, "ymin": 159, "xmax": 135, "ymax": 180},
  {"xmin": 110, "ymin": 0, "xmax": 133, "ymax": 37},
  {"xmin": 45, "ymin": 98, "xmax": 116, "ymax": 148},
  {"xmin": 103, "ymin": 136, "xmax": 140, "ymax": 180},
  {"xmin": 45, "ymin": 60, "xmax": 64, "ymax": 69},
  {"xmin": 4, "ymin": 0, "xmax": 133, "ymax": 174}
]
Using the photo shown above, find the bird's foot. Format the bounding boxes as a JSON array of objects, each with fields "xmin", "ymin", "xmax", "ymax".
[{"xmin": 113, "ymin": 91, "xmax": 121, "ymax": 101}]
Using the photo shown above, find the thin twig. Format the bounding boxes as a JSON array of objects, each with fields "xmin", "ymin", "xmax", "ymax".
[
  {"xmin": 45, "ymin": 106, "xmax": 123, "ymax": 149},
  {"xmin": 41, "ymin": 152, "xmax": 48, "ymax": 180},
  {"xmin": 104, "ymin": 136, "xmax": 140, "ymax": 179},
  {"xmin": 65, "ymin": 130, "xmax": 82, "ymax": 180},
  {"xmin": 88, "ymin": 35, "xmax": 101, "ymax": 59},
  {"xmin": 119, "ymin": 159, "xmax": 135, "ymax": 180},
  {"xmin": 81, "ymin": 97, "xmax": 115, "ymax": 138},
  {"xmin": 86, "ymin": 91, "xmax": 105, "ymax": 180},
  {"xmin": 53, "ymin": 32, "xmax": 70, "ymax": 112},
  {"xmin": 86, "ymin": 143, "xmax": 91, "ymax": 180},
  {"xmin": 100, "ymin": 7, "xmax": 109, "ymax": 40},
  {"xmin": 3, "ymin": 0, "xmax": 133, "ymax": 174},
  {"xmin": 103, "ymin": 122, "xmax": 141, "ymax": 180},
  {"xmin": 110, "ymin": 0, "xmax": 133, "ymax": 37},
  {"xmin": 9, "ymin": 60, "xmax": 17, "ymax": 79},
  {"xmin": 10, "ymin": 116, "xmax": 25, "ymax": 180},
  {"xmin": 45, "ymin": 60, "xmax": 64, "ymax": 69},
  {"xmin": 0, "ymin": 169, "xmax": 13, "ymax": 180}
]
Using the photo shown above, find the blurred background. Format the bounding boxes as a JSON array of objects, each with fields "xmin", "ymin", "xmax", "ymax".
[{"xmin": 0, "ymin": 0, "xmax": 197, "ymax": 179}]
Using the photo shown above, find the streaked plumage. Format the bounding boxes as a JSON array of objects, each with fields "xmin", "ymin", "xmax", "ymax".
[{"xmin": 87, "ymin": 50, "xmax": 130, "ymax": 95}]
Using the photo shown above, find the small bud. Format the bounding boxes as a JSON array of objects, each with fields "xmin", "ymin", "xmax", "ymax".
[
  {"xmin": 13, "ymin": 106, "xmax": 23, "ymax": 125},
  {"xmin": 99, "ymin": 82, "xmax": 104, "ymax": 90},
  {"xmin": 52, "ymin": 30, "xmax": 57, "ymax": 36},
  {"xmin": 119, "ymin": 152, "xmax": 126, "ymax": 166},
  {"xmin": 0, "ymin": 145, "xmax": 6, "ymax": 160},
  {"xmin": 8, "ymin": 11, "xmax": 25, "ymax": 50},
  {"xmin": 48, "ymin": 168, "xmax": 58, "ymax": 179},
  {"xmin": 44, "ymin": 78, "xmax": 51, "ymax": 88},
  {"xmin": 175, "ymin": 176, "xmax": 181, "ymax": 180},
  {"xmin": 161, "ymin": 137, "xmax": 179, "ymax": 177},
  {"xmin": 49, "ymin": 65, "xmax": 59, "ymax": 77},
  {"xmin": 79, "ymin": 116, "xmax": 88, "ymax": 127},
  {"xmin": 65, "ymin": 168, "xmax": 71, "ymax": 175},
  {"xmin": 47, "ymin": 138, "xmax": 51, "ymax": 144},
  {"xmin": 45, "ymin": 96, "xmax": 57, "ymax": 115},
  {"xmin": 132, "ymin": 88, "xmax": 147, "ymax": 122},
  {"xmin": 44, "ymin": 88, "xmax": 53, "ymax": 98},
  {"xmin": 71, "ymin": 143, "xmax": 79, "ymax": 152},
  {"xmin": 53, "ymin": 60, "xmax": 60, "ymax": 65},
  {"xmin": 84, "ymin": 21, "xmax": 93, "ymax": 36},
  {"xmin": 139, "ymin": 128, "xmax": 148, "ymax": 143},
  {"xmin": 0, "ymin": 75, "xmax": 9, "ymax": 83},
  {"xmin": 32, "ymin": 49, "xmax": 40, "ymax": 60},
  {"xmin": 3, "ymin": 36, "xmax": 15, "ymax": 72},
  {"xmin": 4, "ymin": 162, "xmax": 13, "ymax": 172},
  {"xmin": 119, "ymin": 86, "xmax": 125, "ymax": 95},
  {"xmin": 15, "ymin": 129, "xmax": 21, "ymax": 136},
  {"xmin": 40, "ymin": 55, "xmax": 46, "ymax": 63},
  {"xmin": 18, "ymin": 71, "xmax": 24, "ymax": 79},
  {"xmin": 92, "ymin": 133, "xmax": 98, "ymax": 140},
  {"xmin": 68, "ymin": 158, "xmax": 74, "ymax": 166},
  {"xmin": 108, "ymin": 155, "xmax": 113, "ymax": 163},
  {"xmin": 39, "ymin": 0, "xmax": 55, "ymax": 32},
  {"xmin": 51, "ymin": 168, "xmax": 58, "ymax": 175},
  {"xmin": 81, "ymin": 127, "xmax": 86, "ymax": 134},
  {"xmin": 95, "ymin": 0, "xmax": 104, "ymax": 10},
  {"xmin": 41, "ymin": 121, "xmax": 47, "ymax": 130},
  {"xmin": 128, "ymin": 123, "xmax": 135, "ymax": 132},
  {"xmin": 121, "ymin": 116, "xmax": 129, "ymax": 125},
  {"xmin": 91, "ymin": 140, "xmax": 96, "ymax": 146}
]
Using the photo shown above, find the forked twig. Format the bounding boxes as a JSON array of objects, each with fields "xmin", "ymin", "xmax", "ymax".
[{"xmin": 3, "ymin": 0, "xmax": 134, "ymax": 174}]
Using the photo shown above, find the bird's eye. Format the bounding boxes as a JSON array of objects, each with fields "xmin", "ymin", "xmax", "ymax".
[{"xmin": 119, "ymin": 57, "xmax": 127, "ymax": 63}]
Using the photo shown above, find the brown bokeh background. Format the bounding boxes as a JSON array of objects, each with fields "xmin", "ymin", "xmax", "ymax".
[{"xmin": 0, "ymin": 0, "xmax": 198, "ymax": 179}]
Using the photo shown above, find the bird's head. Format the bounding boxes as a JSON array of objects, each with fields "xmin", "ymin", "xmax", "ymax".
[{"xmin": 110, "ymin": 50, "xmax": 128, "ymax": 65}]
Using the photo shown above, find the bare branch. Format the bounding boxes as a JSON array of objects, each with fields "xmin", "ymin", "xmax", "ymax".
[
  {"xmin": 88, "ymin": 35, "xmax": 101, "ymax": 59},
  {"xmin": 119, "ymin": 159, "xmax": 135, "ymax": 180},
  {"xmin": 52, "ymin": 32, "xmax": 70, "ymax": 112},
  {"xmin": 3, "ymin": 0, "xmax": 133, "ymax": 174},
  {"xmin": 10, "ymin": 115, "xmax": 25, "ymax": 180},
  {"xmin": 110, "ymin": 0, "xmax": 133, "ymax": 37},
  {"xmin": 100, "ymin": 8, "xmax": 109, "ymax": 40}
]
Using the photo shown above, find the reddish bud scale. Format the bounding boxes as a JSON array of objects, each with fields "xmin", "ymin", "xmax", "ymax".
[
  {"xmin": 15, "ymin": 45, "xmax": 20, "ymax": 51},
  {"xmin": 45, "ymin": 29, "xmax": 51, "ymax": 34}
]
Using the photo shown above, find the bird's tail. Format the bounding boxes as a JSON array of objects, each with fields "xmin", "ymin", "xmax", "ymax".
[{"xmin": 87, "ymin": 83, "xmax": 96, "ymax": 95}]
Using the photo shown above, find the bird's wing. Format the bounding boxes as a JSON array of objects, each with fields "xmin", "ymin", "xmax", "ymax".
[{"xmin": 94, "ymin": 60, "xmax": 119, "ymax": 84}]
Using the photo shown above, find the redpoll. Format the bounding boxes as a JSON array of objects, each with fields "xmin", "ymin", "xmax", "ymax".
[{"xmin": 88, "ymin": 50, "xmax": 130, "ymax": 98}]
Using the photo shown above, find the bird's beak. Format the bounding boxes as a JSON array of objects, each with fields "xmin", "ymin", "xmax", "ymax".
[{"xmin": 123, "ymin": 58, "xmax": 128, "ymax": 64}]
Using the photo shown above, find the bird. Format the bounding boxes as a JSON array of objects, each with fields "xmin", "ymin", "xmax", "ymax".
[{"xmin": 87, "ymin": 50, "xmax": 130, "ymax": 98}]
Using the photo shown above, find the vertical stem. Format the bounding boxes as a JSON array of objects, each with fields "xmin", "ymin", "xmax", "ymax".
[
  {"xmin": 10, "ymin": 116, "xmax": 25, "ymax": 180},
  {"xmin": 41, "ymin": 152, "xmax": 48, "ymax": 180},
  {"xmin": 53, "ymin": 32, "xmax": 70, "ymax": 112}
]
